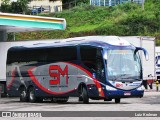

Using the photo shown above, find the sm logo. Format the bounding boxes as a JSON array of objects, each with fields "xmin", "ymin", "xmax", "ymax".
[{"xmin": 49, "ymin": 65, "xmax": 68, "ymax": 85}]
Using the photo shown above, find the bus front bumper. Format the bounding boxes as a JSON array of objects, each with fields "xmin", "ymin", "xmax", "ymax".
[{"xmin": 105, "ymin": 89, "xmax": 144, "ymax": 99}]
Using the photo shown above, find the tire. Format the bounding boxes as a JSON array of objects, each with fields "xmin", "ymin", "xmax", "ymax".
[
  {"xmin": 29, "ymin": 87, "xmax": 37, "ymax": 103},
  {"xmin": 115, "ymin": 98, "xmax": 120, "ymax": 103},
  {"xmin": 78, "ymin": 86, "xmax": 83, "ymax": 101},
  {"xmin": 19, "ymin": 87, "xmax": 28, "ymax": 102},
  {"xmin": 82, "ymin": 87, "xmax": 89, "ymax": 104},
  {"xmin": 78, "ymin": 96, "xmax": 83, "ymax": 101}
]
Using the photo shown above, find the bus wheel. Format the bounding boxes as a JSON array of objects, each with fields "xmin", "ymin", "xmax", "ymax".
[
  {"xmin": 29, "ymin": 87, "xmax": 36, "ymax": 103},
  {"xmin": 115, "ymin": 98, "xmax": 120, "ymax": 103},
  {"xmin": 20, "ymin": 87, "xmax": 28, "ymax": 102},
  {"xmin": 78, "ymin": 96, "xmax": 83, "ymax": 101},
  {"xmin": 82, "ymin": 88, "xmax": 89, "ymax": 104}
]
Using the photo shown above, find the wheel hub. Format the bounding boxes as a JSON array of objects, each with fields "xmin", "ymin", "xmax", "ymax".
[
  {"xmin": 21, "ymin": 91, "xmax": 26, "ymax": 97},
  {"xmin": 30, "ymin": 91, "xmax": 34, "ymax": 100}
]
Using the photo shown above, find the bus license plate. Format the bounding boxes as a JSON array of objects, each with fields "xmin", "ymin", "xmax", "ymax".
[{"xmin": 124, "ymin": 92, "xmax": 131, "ymax": 96}]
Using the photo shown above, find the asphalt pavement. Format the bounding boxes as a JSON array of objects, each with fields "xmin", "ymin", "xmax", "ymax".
[{"xmin": 0, "ymin": 87, "xmax": 160, "ymax": 120}]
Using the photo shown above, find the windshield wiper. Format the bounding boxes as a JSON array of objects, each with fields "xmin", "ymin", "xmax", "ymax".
[
  {"xmin": 133, "ymin": 78, "xmax": 142, "ymax": 81},
  {"xmin": 119, "ymin": 76, "xmax": 142, "ymax": 81},
  {"xmin": 108, "ymin": 78, "xmax": 117, "ymax": 81},
  {"xmin": 109, "ymin": 77, "xmax": 142, "ymax": 82}
]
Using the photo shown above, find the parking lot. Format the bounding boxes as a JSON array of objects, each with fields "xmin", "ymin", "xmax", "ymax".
[
  {"xmin": 0, "ymin": 90, "xmax": 160, "ymax": 120},
  {"xmin": 0, "ymin": 91, "xmax": 160, "ymax": 111}
]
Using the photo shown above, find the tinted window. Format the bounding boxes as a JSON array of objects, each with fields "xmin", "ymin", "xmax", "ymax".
[
  {"xmin": 7, "ymin": 48, "xmax": 46, "ymax": 64},
  {"xmin": 46, "ymin": 46, "xmax": 77, "ymax": 62},
  {"xmin": 7, "ymin": 46, "xmax": 77, "ymax": 64},
  {"xmin": 80, "ymin": 46, "xmax": 97, "ymax": 70},
  {"xmin": 80, "ymin": 46, "xmax": 105, "ymax": 82}
]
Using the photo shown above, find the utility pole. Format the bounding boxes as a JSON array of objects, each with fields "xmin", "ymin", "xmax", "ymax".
[
  {"xmin": 142, "ymin": 0, "xmax": 145, "ymax": 10},
  {"xmin": 109, "ymin": 0, "xmax": 111, "ymax": 6},
  {"xmin": 13, "ymin": 33, "xmax": 15, "ymax": 41}
]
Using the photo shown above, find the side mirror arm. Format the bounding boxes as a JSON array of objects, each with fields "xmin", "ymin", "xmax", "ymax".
[{"xmin": 134, "ymin": 47, "xmax": 149, "ymax": 61}]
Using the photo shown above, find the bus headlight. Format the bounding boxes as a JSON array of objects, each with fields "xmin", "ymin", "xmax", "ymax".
[
  {"xmin": 106, "ymin": 85, "xmax": 117, "ymax": 91},
  {"xmin": 137, "ymin": 86, "xmax": 145, "ymax": 90}
]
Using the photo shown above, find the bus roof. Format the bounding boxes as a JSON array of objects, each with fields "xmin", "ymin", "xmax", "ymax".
[{"xmin": 8, "ymin": 36, "xmax": 132, "ymax": 50}]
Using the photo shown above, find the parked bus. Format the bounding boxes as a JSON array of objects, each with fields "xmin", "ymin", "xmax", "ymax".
[
  {"xmin": 6, "ymin": 36, "xmax": 148, "ymax": 103},
  {"xmin": 155, "ymin": 55, "xmax": 160, "ymax": 79}
]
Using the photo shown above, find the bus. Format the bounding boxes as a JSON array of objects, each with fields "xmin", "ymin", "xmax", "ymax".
[
  {"xmin": 155, "ymin": 55, "xmax": 160, "ymax": 80},
  {"xmin": 6, "ymin": 36, "xmax": 149, "ymax": 104}
]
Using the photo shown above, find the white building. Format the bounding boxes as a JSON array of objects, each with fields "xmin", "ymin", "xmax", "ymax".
[
  {"xmin": 90, "ymin": 0, "xmax": 143, "ymax": 6},
  {"xmin": 28, "ymin": 0, "xmax": 62, "ymax": 13}
]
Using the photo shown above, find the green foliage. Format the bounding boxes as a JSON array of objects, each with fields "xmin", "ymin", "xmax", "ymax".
[
  {"xmin": 0, "ymin": 0, "xmax": 29, "ymax": 14},
  {"xmin": 17, "ymin": 0, "xmax": 29, "ymax": 14},
  {"xmin": 118, "ymin": 11, "xmax": 159, "ymax": 36},
  {"xmin": 62, "ymin": 0, "xmax": 89, "ymax": 4},
  {"xmin": 15, "ymin": 0, "xmax": 160, "ymax": 45},
  {"xmin": 116, "ymin": 2, "xmax": 140, "ymax": 12},
  {"xmin": 1, "ymin": 0, "xmax": 11, "ymax": 12},
  {"xmin": 10, "ymin": 2, "xmax": 23, "ymax": 13}
]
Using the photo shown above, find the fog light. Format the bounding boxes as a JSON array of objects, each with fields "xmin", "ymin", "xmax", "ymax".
[{"xmin": 98, "ymin": 88, "xmax": 102, "ymax": 92}]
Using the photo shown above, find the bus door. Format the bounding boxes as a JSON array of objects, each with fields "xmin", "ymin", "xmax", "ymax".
[
  {"xmin": 95, "ymin": 48, "xmax": 106, "ymax": 84},
  {"xmin": 79, "ymin": 46, "xmax": 106, "ymax": 84}
]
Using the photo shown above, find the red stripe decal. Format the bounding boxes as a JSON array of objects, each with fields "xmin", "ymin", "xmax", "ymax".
[
  {"xmin": 65, "ymin": 62, "xmax": 105, "ymax": 97},
  {"xmin": 7, "ymin": 69, "xmax": 16, "ymax": 89},
  {"xmin": 28, "ymin": 62, "xmax": 105, "ymax": 97},
  {"xmin": 28, "ymin": 67, "xmax": 75, "ymax": 95}
]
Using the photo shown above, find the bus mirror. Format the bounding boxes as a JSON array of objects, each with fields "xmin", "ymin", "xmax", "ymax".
[{"xmin": 135, "ymin": 47, "xmax": 149, "ymax": 61}]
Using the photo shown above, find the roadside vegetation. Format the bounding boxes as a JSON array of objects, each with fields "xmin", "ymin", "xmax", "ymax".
[{"xmin": 9, "ymin": 0, "xmax": 160, "ymax": 45}]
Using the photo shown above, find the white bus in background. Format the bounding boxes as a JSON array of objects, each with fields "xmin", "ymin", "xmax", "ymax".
[
  {"xmin": 155, "ymin": 47, "xmax": 160, "ymax": 80},
  {"xmin": 121, "ymin": 36, "xmax": 155, "ymax": 81}
]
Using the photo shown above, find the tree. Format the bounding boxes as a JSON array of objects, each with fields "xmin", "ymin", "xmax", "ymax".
[
  {"xmin": 17, "ymin": 0, "xmax": 29, "ymax": 14},
  {"xmin": 11, "ymin": 2, "xmax": 23, "ymax": 13},
  {"xmin": 1, "ymin": 0, "xmax": 11, "ymax": 12},
  {"xmin": 0, "ymin": 0, "xmax": 30, "ymax": 14},
  {"xmin": 62, "ymin": 0, "xmax": 89, "ymax": 9}
]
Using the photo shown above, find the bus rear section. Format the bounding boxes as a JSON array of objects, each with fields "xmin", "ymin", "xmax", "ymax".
[{"xmin": 6, "ymin": 36, "xmax": 149, "ymax": 104}]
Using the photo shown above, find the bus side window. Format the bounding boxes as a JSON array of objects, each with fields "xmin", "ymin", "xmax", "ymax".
[
  {"xmin": 46, "ymin": 46, "xmax": 77, "ymax": 62},
  {"xmin": 80, "ymin": 46, "xmax": 97, "ymax": 71}
]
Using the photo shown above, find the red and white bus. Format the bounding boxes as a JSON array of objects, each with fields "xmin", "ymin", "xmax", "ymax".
[{"xmin": 6, "ymin": 36, "xmax": 148, "ymax": 103}]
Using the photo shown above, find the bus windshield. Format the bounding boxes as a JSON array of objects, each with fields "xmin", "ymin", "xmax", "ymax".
[{"xmin": 107, "ymin": 49, "xmax": 141, "ymax": 82}]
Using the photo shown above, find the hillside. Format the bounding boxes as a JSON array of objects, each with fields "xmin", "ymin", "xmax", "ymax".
[{"xmin": 15, "ymin": 0, "xmax": 160, "ymax": 45}]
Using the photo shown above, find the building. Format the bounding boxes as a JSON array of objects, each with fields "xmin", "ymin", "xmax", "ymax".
[
  {"xmin": 90, "ymin": 0, "xmax": 144, "ymax": 6},
  {"xmin": 28, "ymin": 0, "xmax": 62, "ymax": 13}
]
